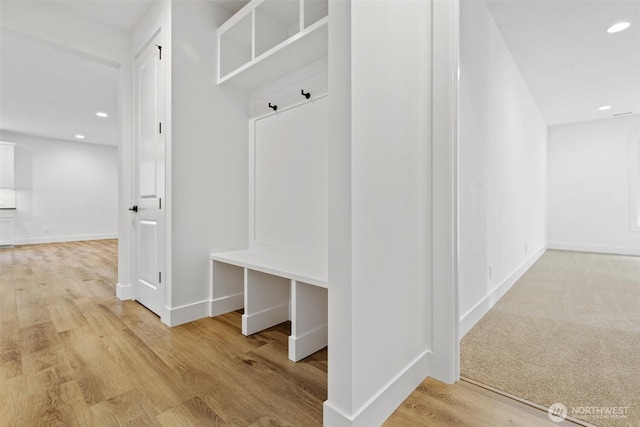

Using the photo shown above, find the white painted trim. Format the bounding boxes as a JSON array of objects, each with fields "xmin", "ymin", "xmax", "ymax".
[
  {"xmin": 459, "ymin": 245, "xmax": 546, "ymax": 339},
  {"xmin": 252, "ymin": 92, "xmax": 329, "ymax": 122},
  {"xmin": 164, "ymin": 300, "xmax": 210, "ymax": 327},
  {"xmin": 288, "ymin": 323, "xmax": 327, "ymax": 362},
  {"xmin": 248, "ymin": 120, "xmax": 256, "ymax": 243},
  {"xmin": 629, "ymin": 130, "xmax": 640, "ymax": 232},
  {"xmin": 132, "ymin": 28, "xmax": 161, "ymax": 60},
  {"xmin": 14, "ymin": 233, "xmax": 117, "ymax": 246},
  {"xmin": 242, "ymin": 302, "xmax": 289, "ymax": 335},
  {"xmin": 216, "ymin": 0, "xmax": 261, "ymax": 36},
  {"xmin": 131, "ymin": 10, "xmax": 170, "ymax": 316},
  {"xmin": 323, "ymin": 350, "xmax": 431, "ymax": 427},
  {"xmin": 159, "ymin": 8, "xmax": 173, "ymax": 314},
  {"xmin": 430, "ymin": 0, "xmax": 460, "ymax": 384},
  {"xmin": 117, "ymin": 58, "xmax": 134, "ymax": 313},
  {"xmin": 116, "ymin": 282, "xmax": 132, "ymax": 300},
  {"xmin": 210, "ymin": 292, "xmax": 244, "ymax": 317},
  {"xmin": 119, "ymin": 293, "xmax": 244, "ymax": 328},
  {"xmin": 128, "ymin": 0, "xmax": 171, "ymax": 316},
  {"xmin": 548, "ymin": 242, "xmax": 640, "ymax": 257}
]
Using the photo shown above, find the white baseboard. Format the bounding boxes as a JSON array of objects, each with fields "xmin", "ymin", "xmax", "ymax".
[
  {"xmin": 14, "ymin": 233, "xmax": 117, "ymax": 245},
  {"xmin": 289, "ymin": 323, "xmax": 328, "ymax": 362},
  {"xmin": 128, "ymin": 294, "xmax": 245, "ymax": 329},
  {"xmin": 164, "ymin": 300, "xmax": 210, "ymax": 327},
  {"xmin": 459, "ymin": 245, "xmax": 546, "ymax": 339},
  {"xmin": 116, "ymin": 282, "xmax": 132, "ymax": 300},
  {"xmin": 323, "ymin": 350, "xmax": 430, "ymax": 427},
  {"xmin": 210, "ymin": 292, "xmax": 244, "ymax": 317},
  {"xmin": 242, "ymin": 303, "xmax": 289, "ymax": 335},
  {"xmin": 548, "ymin": 242, "xmax": 640, "ymax": 257}
]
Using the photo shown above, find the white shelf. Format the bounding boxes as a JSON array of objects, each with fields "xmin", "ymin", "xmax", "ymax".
[{"xmin": 217, "ymin": 0, "xmax": 328, "ymax": 90}]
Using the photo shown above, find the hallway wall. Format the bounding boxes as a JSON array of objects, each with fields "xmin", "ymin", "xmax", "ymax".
[
  {"xmin": 168, "ymin": 1, "xmax": 249, "ymax": 316},
  {"xmin": 548, "ymin": 114, "xmax": 640, "ymax": 255},
  {"xmin": 458, "ymin": 0, "xmax": 548, "ymax": 337}
]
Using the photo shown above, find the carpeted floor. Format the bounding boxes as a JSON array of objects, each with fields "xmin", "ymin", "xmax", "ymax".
[{"xmin": 461, "ymin": 250, "xmax": 640, "ymax": 427}]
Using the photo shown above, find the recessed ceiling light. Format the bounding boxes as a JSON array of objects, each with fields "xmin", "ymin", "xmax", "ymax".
[
  {"xmin": 96, "ymin": 112, "xmax": 108, "ymax": 118},
  {"xmin": 598, "ymin": 105, "xmax": 612, "ymax": 111},
  {"xmin": 607, "ymin": 21, "xmax": 631, "ymax": 34},
  {"xmin": 75, "ymin": 134, "xmax": 85, "ymax": 139}
]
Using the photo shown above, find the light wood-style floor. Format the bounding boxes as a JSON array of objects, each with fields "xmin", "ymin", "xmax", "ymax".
[{"xmin": 1, "ymin": 240, "xmax": 575, "ymax": 426}]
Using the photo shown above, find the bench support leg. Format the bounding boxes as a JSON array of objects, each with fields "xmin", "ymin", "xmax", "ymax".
[
  {"xmin": 211, "ymin": 261, "xmax": 244, "ymax": 316},
  {"xmin": 242, "ymin": 269, "xmax": 290, "ymax": 335},
  {"xmin": 289, "ymin": 280, "xmax": 328, "ymax": 362}
]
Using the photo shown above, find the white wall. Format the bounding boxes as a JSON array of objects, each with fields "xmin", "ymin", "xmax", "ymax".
[
  {"xmin": 169, "ymin": 1, "xmax": 248, "ymax": 311},
  {"xmin": 325, "ymin": 1, "xmax": 433, "ymax": 425},
  {"xmin": 458, "ymin": 0, "xmax": 548, "ymax": 337},
  {"xmin": 548, "ymin": 114, "xmax": 640, "ymax": 255},
  {"xmin": 0, "ymin": 131, "xmax": 117, "ymax": 244}
]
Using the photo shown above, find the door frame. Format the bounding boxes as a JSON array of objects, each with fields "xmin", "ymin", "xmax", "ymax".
[
  {"xmin": 130, "ymin": 28, "xmax": 167, "ymax": 320},
  {"xmin": 430, "ymin": 0, "xmax": 461, "ymax": 383},
  {"xmin": 630, "ymin": 130, "xmax": 640, "ymax": 232},
  {"xmin": 119, "ymin": 3, "xmax": 172, "ymax": 325}
]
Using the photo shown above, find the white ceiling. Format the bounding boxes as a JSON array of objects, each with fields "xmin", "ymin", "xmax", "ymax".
[
  {"xmin": 0, "ymin": 29, "xmax": 120, "ymax": 146},
  {"xmin": 51, "ymin": 0, "xmax": 250, "ymax": 31},
  {"xmin": 485, "ymin": 0, "xmax": 640, "ymax": 126},
  {"xmin": 51, "ymin": 0, "xmax": 155, "ymax": 33}
]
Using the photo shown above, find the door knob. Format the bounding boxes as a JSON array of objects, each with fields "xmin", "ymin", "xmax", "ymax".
[{"xmin": 129, "ymin": 205, "xmax": 138, "ymax": 212}]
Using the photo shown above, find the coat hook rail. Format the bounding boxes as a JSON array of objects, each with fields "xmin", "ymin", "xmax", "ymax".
[
  {"xmin": 268, "ymin": 102, "xmax": 278, "ymax": 111},
  {"xmin": 301, "ymin": 89, "xmax": 311, "ymax": 99}
]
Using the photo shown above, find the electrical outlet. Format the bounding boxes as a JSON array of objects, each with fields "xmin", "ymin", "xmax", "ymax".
[
  {"xmin": 489, "ymin": 264, "xmax": 493, "ymax": 279},
  {"xmin": 525, "ymin": 243, "xmax": 528, "ymax": 253},
  {"xmin": 44, "ymin": 228, "xmax": 50, "ymax": 234}
]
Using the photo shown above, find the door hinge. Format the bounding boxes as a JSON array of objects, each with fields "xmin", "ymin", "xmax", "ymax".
[
  {"xmin": 159, "ymin": 198, "xmax": 162, "ymax": 209},
  {"xmin": 156, "ymin": 44, "xmax": 162, "ymax": 60},
  {"xmin": 159, "ymin": 122, "xmax": 162, "ymax": 134},
  {"xmin": 159, "ymin": 272, "xmax": 162, "ymax": 283}
]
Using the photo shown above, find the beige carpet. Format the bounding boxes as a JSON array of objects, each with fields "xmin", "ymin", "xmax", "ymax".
[{"xmin": 461, "ymin": 250, "xmax": 640, "ymax": 427}]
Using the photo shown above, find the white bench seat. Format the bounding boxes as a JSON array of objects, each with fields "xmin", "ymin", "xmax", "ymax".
[{"xmin": 210, "ymin": 244, "xmax": 328, "ymax": 362}]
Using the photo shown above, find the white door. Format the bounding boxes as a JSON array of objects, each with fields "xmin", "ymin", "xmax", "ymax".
[{"xmin": 132, "ymin": 33, "xmax": 165, "ymax": 317}]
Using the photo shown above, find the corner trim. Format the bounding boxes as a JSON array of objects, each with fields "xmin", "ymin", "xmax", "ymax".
[
  {"xmin": 459, "ymin": 245, "xmax": 546, "ymax": 338},
  {"xmin": 116, "ymin": 282, "xmax": 132, "ymax": 300},
  {"xmin": 323, "ymin": 350, "xmax": 431, "ymax": 427},
  {"xmin": 164, "ymin": 300, "xmax": 210, "ymax": 327},
  {"xmin": 289, "ymin": 323, "xmax": 328, "ymax": 362}
]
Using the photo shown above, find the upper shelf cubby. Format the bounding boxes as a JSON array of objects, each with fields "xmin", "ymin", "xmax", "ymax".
[{"xmin": 217, "ymin": 0, "xmax": 328, "ymax": 90}]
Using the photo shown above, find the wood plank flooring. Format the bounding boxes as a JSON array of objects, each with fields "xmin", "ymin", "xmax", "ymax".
[{"xmin": 1, "ymin": 240, "xmax": 575, "ymax": 426}]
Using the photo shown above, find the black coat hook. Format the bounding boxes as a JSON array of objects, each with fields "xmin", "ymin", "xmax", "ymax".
[
  {"xmin": 268, "ymin": 102, "xmax": 277, "ymax": 111},
  {"xmin": 301, "ymin": 89, "xmax": 311, "ymax": 99}
]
